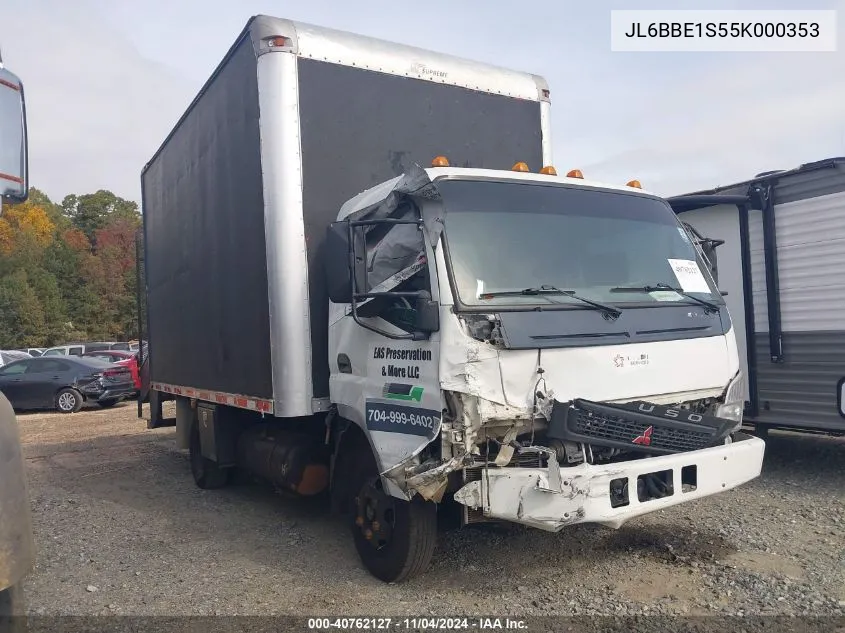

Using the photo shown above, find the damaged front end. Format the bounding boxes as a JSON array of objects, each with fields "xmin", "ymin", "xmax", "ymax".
[
  {"xmin": 433, "ymin": 387, "xmax": 763, "ymax": 532},
  {"xmin": 385, "ymin": 310, "xmax": 762, "ymax": 531}
]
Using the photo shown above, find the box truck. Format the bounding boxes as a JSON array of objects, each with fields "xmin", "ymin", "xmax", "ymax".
[
  {"xmin": 0, "ymin": 47, "xmax": 35, "ymax": 617},
  {"xmin": 670, "ymin": 157, "xmax": 845, "ymax": 437},
  {"xmin": 138, "ymin": 15, "xmax": 765, "ymax": 583}
]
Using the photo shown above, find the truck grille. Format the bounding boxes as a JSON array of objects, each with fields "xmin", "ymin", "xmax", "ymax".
[
  {"xmin": 572, "ymin": 408, "xmax": 713, "ymax": 453},
  {"xmin": 548, "ymin": 398, "xmax": 733, "ymax": 456}
]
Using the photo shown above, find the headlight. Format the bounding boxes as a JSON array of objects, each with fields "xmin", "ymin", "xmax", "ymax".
[{"xmin": 716, "ymin": 370, "xmax": 745, "ymax": 429}]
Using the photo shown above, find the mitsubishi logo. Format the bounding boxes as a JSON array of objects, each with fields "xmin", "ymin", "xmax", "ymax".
[{"xmin": 633, "ymin": 426, "xmax": 653, "ymax": 446}]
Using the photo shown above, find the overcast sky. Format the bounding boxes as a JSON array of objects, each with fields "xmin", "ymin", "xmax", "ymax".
[{"xmin": 2, "ymin": 0, "xmax": 843, "ymax": 203}]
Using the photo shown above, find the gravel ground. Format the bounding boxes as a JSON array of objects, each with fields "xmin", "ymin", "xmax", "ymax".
[{"xmin": 15, "ymin": 402, "xmax": 845, "ymax": 619}]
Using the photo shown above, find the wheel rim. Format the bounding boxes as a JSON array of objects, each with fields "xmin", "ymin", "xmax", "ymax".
[
  {"xmin": 355, "ymin": 478, "xmax": 396, "ymax": 550},
  {"xmin": 58, "ymin": 392, "xmax": 76, "ymax": 411}
]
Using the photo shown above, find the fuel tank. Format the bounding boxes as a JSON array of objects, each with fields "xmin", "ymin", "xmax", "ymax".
[{"xmin": 236, "ymin": 425, "xmax": 329, "ymax": 496}]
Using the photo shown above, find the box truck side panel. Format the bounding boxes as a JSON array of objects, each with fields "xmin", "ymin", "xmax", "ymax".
[
  {"xmin": 296, "ymin": 57, "xmax": 544, "ymax": 398},
  {"xmin": 142, "ymin": 36, "xmax": 273, "ymax": 399}
]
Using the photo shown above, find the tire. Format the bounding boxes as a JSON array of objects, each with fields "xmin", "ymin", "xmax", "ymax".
[
  {"xmin": 342, "ymin": 440, "xmax": 437, "ymax": 583},
  {"xmin": 189, "ymin": 421, "xmax": 229, "ymax": 489},
  {"xmin": 55, "ymin": 388, "xmax": 83, "ymax": 414},
  {"xmin": 98, "ymin": 399, "xmax": 119, "ymax": 408}
]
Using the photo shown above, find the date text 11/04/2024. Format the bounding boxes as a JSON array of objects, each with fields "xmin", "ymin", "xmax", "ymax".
[{"xmin": 307, "ymin": 618, "xmax": 529, "ymax": 630}]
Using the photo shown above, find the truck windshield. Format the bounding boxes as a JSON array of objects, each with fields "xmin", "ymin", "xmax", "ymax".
[{"xmin": 436, "ymin": 178, "xmax": 722, "ymax": 308}]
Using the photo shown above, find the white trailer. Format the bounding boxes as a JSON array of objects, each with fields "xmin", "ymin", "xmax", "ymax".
[
  {"xmin": 671, "ymin": 157, "xmax": 845, "ymax": 436},
  {"xmin": 140, "ymin": 15, "xmax": 765, "ymax": 583}
]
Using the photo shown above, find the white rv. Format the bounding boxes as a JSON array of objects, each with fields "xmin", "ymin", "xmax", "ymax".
[
  {"xmin": 139, "ymin": 15, "xmax": 766, "ymax": 583},
  {"xmin": 671, "ymin": 157, "xmax": 845, "ymax": 436}
]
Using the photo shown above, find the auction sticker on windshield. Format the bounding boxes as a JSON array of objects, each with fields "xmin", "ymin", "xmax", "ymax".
[{"xmin": 668, "ymin": 258, "xmax": 710, "ymax": 293}]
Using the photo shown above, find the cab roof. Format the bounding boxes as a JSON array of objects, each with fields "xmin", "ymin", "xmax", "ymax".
[{"xmin": 337, "ymin": 166, "xmax": 661, "ymax": 221}]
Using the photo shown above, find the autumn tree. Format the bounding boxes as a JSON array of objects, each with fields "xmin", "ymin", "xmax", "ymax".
[
  {"xmin": 62, "ymin": 190, "xmax": 139, "ymax": 242},
  {"xmin": 0, "ymin": 270, "xmax": 47, "ymax": 348},
  {"xmin": 0, "ymin": 187, "xmax": 142, "ymax": 347}
]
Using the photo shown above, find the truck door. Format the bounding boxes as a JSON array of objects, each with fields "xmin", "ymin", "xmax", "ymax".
[{"xmin": 328, "ymin": 205, "xmax": 442, "ymax": 475}]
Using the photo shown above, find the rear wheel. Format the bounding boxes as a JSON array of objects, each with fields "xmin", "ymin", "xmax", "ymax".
[
  {"xmin": 338, "ymin": 439, "xmax": 437, "ymax": 583},
  {"xmin": 55, "ymin": 388, "xmax": 82, "ymax": 414},
  {"xmin": 98, "ymin": 399, "xmax": 119, "ymax": 408},
  {"xmin": 189, "ymin": 421, "xmax": 229, "ymax": 489}
]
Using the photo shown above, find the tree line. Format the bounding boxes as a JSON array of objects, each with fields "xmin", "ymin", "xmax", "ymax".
[{"xmin": 0, "ymin": 188, "xmax": 141, "ymax": 348}]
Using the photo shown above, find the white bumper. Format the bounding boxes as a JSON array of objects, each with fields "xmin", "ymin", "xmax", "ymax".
[{"xmin": 453, "ymin": 433, "xmax": 765, "ymax": 531}]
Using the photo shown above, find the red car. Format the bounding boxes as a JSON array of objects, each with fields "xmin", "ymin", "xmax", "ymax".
[{"xmin": 81, "ymin": 350, "xmax": 140, "ymax": 393}]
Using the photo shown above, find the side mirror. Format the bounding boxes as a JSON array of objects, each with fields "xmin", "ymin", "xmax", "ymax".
[
  {"xmin": 325, "ymin": 221, "xmax": 366, "ymax": 303},
  {"xmin": 700, "ymin": 239, "xmax": 722, "ymax": 285},
  {"xmin": 682, "ymin": 222, "xmax": 723, "ymax": 285},
  {"xmin": 0, "ymin": 67, "xmax": 28, "ymax": 210},
  {"xmin": 414, "ymin": 292, "xmax": 440, "ymax": 334},
  {"xmin": 325, "ymin": 222, "xmax": 352, "ymax": 303}
]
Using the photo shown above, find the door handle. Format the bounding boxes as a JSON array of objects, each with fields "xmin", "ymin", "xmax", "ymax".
[{"xmin": 337, "ymin": 354, "xmax": 352, "ymax": 374}]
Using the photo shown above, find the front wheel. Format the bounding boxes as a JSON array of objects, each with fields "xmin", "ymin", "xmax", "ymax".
[
  {"xmin": 55, "ymin": 388, "xmax": 83, "ymax": 414},
  {"xmin": 342, "ymin": 443, "xmax": 437, "ymax": 583}
]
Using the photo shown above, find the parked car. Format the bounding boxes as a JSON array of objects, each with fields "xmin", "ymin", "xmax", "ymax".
[
  {"xmin": 13, "ymin": 348, "xmax": 44, "ymax": 357},
  {"xmin": 81, "ymin": 350, "xmax": 141, "ymax": 393},
  {"xmin": 41, "ymin": 342, "xmax": 131, "ymax": 357},
  {"xmin": 0, "ymin": 350, "xmax": 32, "ymax": 368},
  {"xmin": 0, "ymin": 356, "xmax": 136, "ymax": 413}
]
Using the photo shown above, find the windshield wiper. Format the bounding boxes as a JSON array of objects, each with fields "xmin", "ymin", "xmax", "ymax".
[
  {"xmin": 481, "ymin": 285, "xmax": 622, "ymax": 318},
  {"xmin": 609, "ymin": 282, "xmax": 720, "ymax": 313}
]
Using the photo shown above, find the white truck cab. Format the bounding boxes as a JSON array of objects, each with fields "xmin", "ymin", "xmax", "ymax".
[{"xmin": 324, "ymin": 161, "xmax": 765, "ymax": 535}]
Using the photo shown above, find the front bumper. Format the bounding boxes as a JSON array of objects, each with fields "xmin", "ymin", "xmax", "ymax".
[{"xmin": 453, "ymin": 432, "xmax": 765, "ymax": 532}]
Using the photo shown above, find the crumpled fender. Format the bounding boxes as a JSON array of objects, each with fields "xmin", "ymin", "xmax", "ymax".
[{"xmin": 0, "ymin": 392, "xmax": 34, "ymax": 591}]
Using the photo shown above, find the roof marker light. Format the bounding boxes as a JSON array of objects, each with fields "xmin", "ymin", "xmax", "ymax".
[
  {"xmin": 431, "ymin": 156, "xmax": 450, "ymax": 167},
  {"xmin": 627, "ymin": 179, "xmax": 642, "ymax": 188},
  {"xmin": 539, "ymin": 166, "xmax": 557, "ymax": 175},
  {"xmin": 512, "ymin": 162, "xmax": 530, "ymax": 172},
  {"xmin": 267, "ymin": 36, "xmax": 290, "ymax": 47},
  {"xmin": 566, "ymin": 169, "xmax": 584, "ymax": 179}
]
